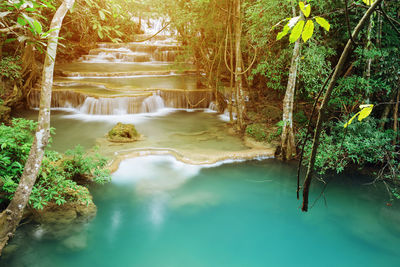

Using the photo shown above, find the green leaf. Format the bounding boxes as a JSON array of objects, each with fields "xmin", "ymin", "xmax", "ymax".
[
  {"xmin": 99, "ymin": 10, "xmax": 105, "ymax": 21},
  {"xmin": 4, "ymin": 38, "xmax": 17, "ymax": 44},
  {"xmin": 299, "ymin": 2, "xmax": 311, "ymax": 18},
  {"xmin": 41, "ymin": 0, "xmax": 56, "ymax": 10},
  {"xmin": 289, "ymin": 20, "xmax": 304, "ymax": 43},
  {"xmin": 277, "ymin": 25, "xmax": 290, "ymax": 40},
  {"xmin": 17, "ymin": 16, "xmax": 27, "ymax": 26},
  {"xmin": 32, "ymin": 20, "xmax": 42, "ymax": 34},
  {"xmin": 315, "ymin": 16, "xmax": 330, "ymax": 32},
  {"xmin": 302, "ymin": 20, "xmax": 314, "ymax": 42}
]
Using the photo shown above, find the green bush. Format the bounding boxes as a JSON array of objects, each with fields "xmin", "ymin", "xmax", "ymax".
[
  {"xmin": 0, "ymin": 56, "xmax": 22, "ymax": 81},
  {"xmin": 300, "ymin": 118, "xmax": 400, "ymax": 199},
  {"xmin": 63, "ymin": 145, "xmax": 111, "ymax": 185},
  {"xmin": 0, "ymin": 119, "xmax": 111, "ymax": 209},
  {"xmin": 246, "ymin": 123, "xmax": 268, "ymax": 142}
]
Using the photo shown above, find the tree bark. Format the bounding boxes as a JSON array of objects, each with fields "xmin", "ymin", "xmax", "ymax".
[
  {"xmin": 0, "ymin": 0, "xmax": 75, "ymax": 254},
  {"xmin": 280, "ymin": 8, "xmax": 301, "ymax": 161},
  {"xmin": 301, "ymin": 0, "xmax": 383, "ymax": 212},
  {"xmin": 393, "ymin": 87, "xmax": 400, "ymax": 145},
  {"xmin": 365, "ymin": 15, "xmax": 374, "ymax": 103},
  {"xmin": 380, "ymin": 103, "xmax": 390, "ymax": 129}
]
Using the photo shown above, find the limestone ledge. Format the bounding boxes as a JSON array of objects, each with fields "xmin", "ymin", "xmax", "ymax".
[{"xmin": 106, "ymin": 138, "xmax": 277, "ymax": 173}]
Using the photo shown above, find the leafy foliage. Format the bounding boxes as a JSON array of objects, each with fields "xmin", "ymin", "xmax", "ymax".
[
  {"xmin": 246, "ymin": 123, "xmax": 268, "ymax": 142},
  {"xmin": 300, "ymin": 118, "xmax": 399, "ymax": 198},
  {"xmin": 63, "ymin": 145, "xmax": 110, "ymax": 185},
  {"xmin": 0, "ymin": 118, "xmax": 111, "ymax": 209},
  {"xmin": 276, "ymin": 1, "xmax": 330, "ymax": 44},
  {"xmin": 0, "ymin": 56, "xmax": 22, "ymax": 81},
  {"xmin": 0, "ymin": 0, "xmax": 58, "ymax": 52}
]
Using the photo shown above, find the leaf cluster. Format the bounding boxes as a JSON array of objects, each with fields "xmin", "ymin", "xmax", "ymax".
[
  {"xmin": 0, "ymin": 56, "xmax": 22, "ymax": 81},
  {"xmin": 0, "ymin": 118, "xmax": 111, "ymax": 209},
  {"xmin": 300, "ymin": 118, "xmax": 399, "ymax": 199}
]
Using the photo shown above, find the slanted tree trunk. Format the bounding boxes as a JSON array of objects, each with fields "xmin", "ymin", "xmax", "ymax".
[
  {"xmin": 301, "ymin": 0, "xmax": 383, "ymax": 212},
  {"xmin": 234, "ymin": 0, "xmax": 245, "ymax": 131},
  {"xmin": 0, "ymin": 0, "xmax": 75, "ymax": 254}
]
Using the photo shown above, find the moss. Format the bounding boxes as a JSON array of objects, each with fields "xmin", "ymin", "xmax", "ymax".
[{"xmin": 107, "ymin": 122, "xmax": 140, "ymax": 143}]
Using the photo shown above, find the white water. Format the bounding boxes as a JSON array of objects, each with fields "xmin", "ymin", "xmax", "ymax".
[{"xmin": 141, "ymin": 94, "xmax": 165, "ymax": 113}]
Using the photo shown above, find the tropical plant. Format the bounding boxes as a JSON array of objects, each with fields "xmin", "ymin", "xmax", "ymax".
[{"xmin": 0, "ymin": 118, "xmax": 111, "ymax": 209}]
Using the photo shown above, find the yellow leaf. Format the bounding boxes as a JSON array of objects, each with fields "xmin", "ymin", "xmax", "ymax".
[
  {"xmin": 289, "ymin": 20, "xmax": 305, "ymax": 43},
  {"xmin": 299, "ymin": 2, "xmax": 311, "ymax": 18},
  {"xmin": 362, "ymin": 0, "xmax": 375, "ymax": 6},
  {"xmin": 302, "ymin": 20, "xmax": 314, "ymax": 42},
  {"xmin": 343, "ymin": 112, "xmax": 360, "ymax": 128},
  {"xmin": 315, "ymin": 16, "xmax": 330, "ymax": 32},
  {"xmin": 357, "ymin": 104, "xmax": 374, "ymax": 121},
  {"xmin": 343, "ymin": 104, "xmax": 374, "ymax": 128}
]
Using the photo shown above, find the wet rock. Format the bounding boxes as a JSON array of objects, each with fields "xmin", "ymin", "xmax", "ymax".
[
  {"xmin": 2, "ymin": 244, "xmax": 18, "ymax": 257},
  {"xmin": 107, "ymin": 122, "xmax": 140, "ymax": 143},
  {"xmin": 62, "ymin": 232, "xmax": 88, "ymax": 251},
  {"xmin": 30, "ymin": 187, "xmax": 97, "ymax": 226}
]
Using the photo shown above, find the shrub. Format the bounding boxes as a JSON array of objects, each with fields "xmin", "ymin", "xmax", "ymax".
[
  {"xmin": 246, "ymin": 123, "xmax": 268, "ymax": 142},
  {"xmin": 0, "ymin": 56, "xmax": 22, "ymax": 81},
  {"xmin": 0, "ymin": 118, "xmax": 111, "ymax": 209},
  {"xmin": 300, "ymin": 118, "xmax": 400, "ymax": 199}
]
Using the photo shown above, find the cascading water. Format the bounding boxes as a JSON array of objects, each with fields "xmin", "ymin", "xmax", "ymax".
[
  {"xmin": 141, "ymin": 94, "xmax": 165, "ymax": 113},
  {"xmin": 29, "ymin": 17, "xmax": 213, "ymax": 115}
]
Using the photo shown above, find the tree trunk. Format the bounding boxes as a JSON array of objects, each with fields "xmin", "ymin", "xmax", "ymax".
[
  {"xmin": 229, "ymin": 15, "xmax": 234, "ymax": 123},
  {"xmin": 393, "ymin": 87, "xmax": 400, "ymax": 145},
  {"xmin": 365, "ymin": 15, "xmax": 374, "ymax": 103},
  {"xmin": 301, "ymin": 0, "xmax": 383, "ymax": 212},
  {"xmin": 0, "ymin": 0, "xmax": 75, "ymax": 254},
  {"xmin": 280, "ymin": 7, "xmax": 301, "ymax": 160},
  {"xmin": 234, "ymin": 0, "xmax": 245, "ymax": 131},
  {"xmin": 380, "ymin": 103, "xmax": 390, "ymax": 129}
]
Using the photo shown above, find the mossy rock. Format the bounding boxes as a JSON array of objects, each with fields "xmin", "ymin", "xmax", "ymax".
[
  {"xmin": 107, "ymin": 122, "xmax": 140, "ymax": 143},
  {"xmin": 0, "ymin": 104, "xmax": 11, "ymax": 124},
  {"xmin": 30, "ymin": 186, "xmax": 97, "ymax": 225}
]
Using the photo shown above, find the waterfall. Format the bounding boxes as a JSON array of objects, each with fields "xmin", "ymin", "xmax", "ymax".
[
  {"xmin": 141, "ymin": 94, "xmax": 165, "ymax": 113},
  {"xmin": 78, "ymin": 96, "xmax": 150, "ymax": 115},
  {"xmin": 29, "ymin": 89, "xmax": 213, "ymax": 114},
  {"xmin": 45, "ymin": 15, "xmax": 216, "ymax": 116},
  {"xmin": 80, "ymin": 44, "xmax": 179, "ymax": 63},
  {"xmin": 208, "ymin": 102, "xmax": 217, "ymax": 111}
]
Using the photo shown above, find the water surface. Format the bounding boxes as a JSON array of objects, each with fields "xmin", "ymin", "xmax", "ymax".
[{"xmin": 2, "ymin": 157, "xmax": 399, "ymax": 267}]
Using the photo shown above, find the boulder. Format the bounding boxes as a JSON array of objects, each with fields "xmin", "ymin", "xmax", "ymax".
[{"xmin": 107, "ymin": 122, "xmax": 140, "ymax": 143}]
